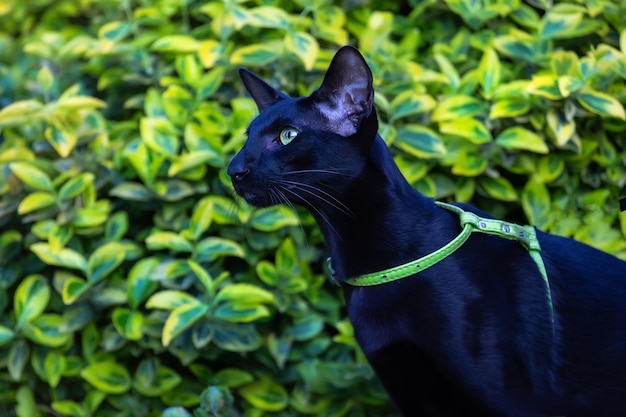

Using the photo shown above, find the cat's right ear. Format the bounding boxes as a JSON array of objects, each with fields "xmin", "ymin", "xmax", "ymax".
[{"xmin": 239, "ymin": 69, "xmax": 290, "ymax": 111}]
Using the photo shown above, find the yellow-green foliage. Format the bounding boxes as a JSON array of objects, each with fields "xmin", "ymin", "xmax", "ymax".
[{"xmin": 1, "ymin": 0, "xmax": 625, "ymax": 416}]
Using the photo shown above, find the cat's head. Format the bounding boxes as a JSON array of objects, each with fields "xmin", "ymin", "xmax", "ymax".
[{"xmin": 228, "ymin": 46, "xmax": 377, "ymax": 210}]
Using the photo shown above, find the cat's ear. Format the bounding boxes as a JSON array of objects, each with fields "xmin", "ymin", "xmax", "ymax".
[
  {"xmin": 312, "ymin": 46, "xmax": 374, "ymax": 137},
  {"xmin": 239, "ymin": 68, "xmax": 290, "ymax": 111}
]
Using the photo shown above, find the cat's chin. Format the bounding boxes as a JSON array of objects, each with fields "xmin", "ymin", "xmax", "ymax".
[{"xmin": 238, "ymin": 191, "xmax": 272, "ymax": 208}]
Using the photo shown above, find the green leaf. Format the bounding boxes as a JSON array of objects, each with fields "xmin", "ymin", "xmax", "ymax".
[
  {"xmin": 0, "ymin": 230, "xmax": 22, "ymax": 261},
  {"xmin": 247, "ymin": 6, "xmax": 291, "ymax": 29},
  {"xmin": 105, "ymin": 211, "xmax": 128, "ymax": 241},
  {"xmin": 249, "ymin": 206, "xmax": 300, "ymax": 231},
  {"xmin": 557, "ymin": 76, "xmax": 584, "ymax": 97},
  {"xmin": 51, "ymin": 401, "xmax": 85, "ymax": 417},
  {"xmin": 577, "ymin": 89, "xmax": 626, "ymax": 120},
  {"xmin": 536, "ymin": 155, "xmax": 565, "ymax": 183},
  {"xmin": 61, "ymin": 276, "xmax": 91, "ymax": 305},
  {"xmin": 146, "ymin": 290, "xmax": 201, "ymax": 310},
  {"xmin": 151, "ymin": 35, "xmax": 200, "ymax": 53},
  {"xmin": 81, "ymin": 362, "xmax": 132, "ymax": 394},
  {"xmin": 146, "ymin": 231, "xmax": 194, "ymax": 252},
  {"xmin": 493, "ymin": 34, "xmax": 535, "ymax": 62},
  {"xmin": 256, "ymin": 261, "xmax": 278, "ymax": 286},
  {"xmin": 551, "ymin": 51, "xmax": 579, "ymax": 77},
  {"xmin": 30, "ymin": 242, "xmax": 87, "ymax": 271},
  {"xmin": 162, "ymin": 302, "xmax": 209, "ymax": 347},
  {"xmin": 477, "ymin": 48, "xmax": 501, "ymax": 98},
  {"xmin": 44, "ymin": 125, "xmax": 78, "ymax": 158},
  {"xmin": 112, "ymin": 308, "xmax": 144, "ymax": 341},
  {"xmin": 431, "ymin": 95, "xmax": 484, "ymax": 122},
  {"xmin": 434, "ymin": 54, "xmax": 460, "ymax": 90},
  {"xmin": 285, "ymin": 31, "xmax": 319, "ymax": 71},
  {"xmin": 9, "ymin": 162, "xmax": 55, "ymax": 192},
  {"xmin": 16, "ymin": 386, "xmax": 41, "ymax": 417},
  {"xmin": 0, "ymin": 325, "xmax": 15, "ymax": 347},
  {"xmin": 439, "ymin": 117, "xmax": 491, "ymax": 144},
  {"xmin": 230, "ymin": 42, "xmax": 281, "ymax": 66},
  {"xmin": 196, "ymin": 67, "xmax": 225, "ymax": 102},
  {"xmin": 389, "ymin": 91, "xmax": 436, "ymax": 122},
  {"xmin": 198, "ymin": 39, "xmax": 222, "ymax": 69},
  {"xmin": 109, "ymin": 182, "xmax": 154, "ymax": 201},
  {"xmin": 140, "ymin": 117, "xmax": 180, "ymax": 156},
  {"xmin": 496, "ymin": 127, "xmax": 549, "ymax": 154},
  {"xmin": 98, "ymin": 20, "xmax": 132, "ymax": 42},
  {"xmin": 37, "ymin": 66, "xmax": 54, "ymax": 94},
  {"xmin": 192, "ymin": 321, "xmax": 214, "ymax": 349},
  {"xmin": 0, "ymin": 100, "xmax": 44, "ymax": 127},
  {"xmin": 267, "ymin": 333, "xmax": 292, "ymax": 369},
  {"xmin": 213, "ymin": 322, "xmax": 261, "ymax": 352},
  {"xmin": 188, "ymin": 260, "xmax": 215, "ymax": 297},
  {"xmin": 540, "ymin": 10, "xmax": 583, "ymax": 40},
  {"xmin": 522, "ymin": 178, "xmax": 551, "ymax": 227},
  {"xmin": 510, "ymin": 4, "xmax": 540, "ymax": 29},
  {"xmin": 214, "ymin": 303, "xmax": 270, "ymax": 323},
  {"xmin": 134, "ymin": 360, "xmax": 182, "ymax": 396},
  {"xmin": 152, "ymin": 259, "xmax": 192, "ymax": 281},
  {"xmin": 153, "ymin": 179, "xmax": 196, "ymax": 201},
  {"xmin": 71, "ymin": 207, "xmax": 107, "ymax": 228},
  {"xmin": 48, "ymin": 224, "xmax": 73, "ymax": 252},
  {"xmin": 489, "ymin": 99, "xmax": 531, "ymax": 119},
  {"xmin": 208, "ymin": 369, "xmax": 252, "ymax": 390},
  {"xmin": 185, "ymin": 197, "xmax": 213, "ymax": 240},
  {"xmin": 395, "ymin": 125, "xmax": 446, "ymax": 159},
  {"xmin": 87, "ymin": 242, "xmax": 127, "ymax": 283},
  {"xmin": 14, "ymin": 274, "xmax": 50, "ymax": 327},
  {"xmin": 17, "ymin": 191, "xmax": 57, "ymax": 214},
  {"xmin": 58, "ymin": 173, "xmax": 94, "ymax": 200},
  {"xmin": 23, "ymin": 314, "xmax": 72, "ymax": 347},
  {"xmin": 55, "ymin": 96, "xmax": 107, "ymax": 112},
  {"xmin": 127, "ymin": 258, "xmax": 160, "ymax": 309},
  {"xmin": 527, "ymin": 75, "xmax": 562, "ymax": 100},
  {"xmin": 214, "ymin": 283, "xmax": 275, "ymax": 306},
  {"xmin": 194, "ymin": 237, "xmax": 245, "ymax": 262},
  {"xmin": 452, "ymin": 150, "xmax": 488, "ymax": 177},
  {"xmin": 44, "ymin": 350, "xmax": 66, "ymax": 388},
  {"xmin": 479, "ymin": 176, "xmax": 518, "ymax": 202},
  {"xmin": 289, "ymin": 313, "xmax": 324, "ymax": 341},
  {"xmin": 276, "ymin": 237, "xmax": 298, "ymax": 273},
  {"xmin": 240, "ymin": 377, "xmax": 288, "ymax": 412},
  {"xmin": 176, "ymin": 54, "xmax": 202, "ymax": 88},
  {"xmin": 546, "ymin": 110, "xmax": 576, "ymax": 147}
]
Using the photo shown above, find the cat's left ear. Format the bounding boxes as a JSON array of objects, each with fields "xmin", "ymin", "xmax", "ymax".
[
  {"xmin": 312, "ymin": 46, "xmax": 374, "ymax": 137},
  {"xmin": 239, "ymin": 68, "xmax": 290, "ymax": 111}
]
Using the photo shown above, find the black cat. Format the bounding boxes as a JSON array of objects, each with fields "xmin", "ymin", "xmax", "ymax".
[{"xmin": 228, "ymin": 46, "xmax": 626, "ymax": 416}]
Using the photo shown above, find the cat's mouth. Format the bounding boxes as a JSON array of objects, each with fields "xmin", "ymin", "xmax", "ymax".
[{"xmin": 232, "ymin": 184, "xmax": 269, "ymax": 208}]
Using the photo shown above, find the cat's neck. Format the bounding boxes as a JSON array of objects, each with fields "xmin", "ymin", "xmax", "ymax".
[{"xmin": 315, "ymin": 136, "xmax": 447, "ymax": 282}]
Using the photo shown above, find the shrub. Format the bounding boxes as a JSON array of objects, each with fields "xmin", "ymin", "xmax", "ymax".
[{"xmin": 0, "ymin": 1, "xmax": 624, "ymax": 417}]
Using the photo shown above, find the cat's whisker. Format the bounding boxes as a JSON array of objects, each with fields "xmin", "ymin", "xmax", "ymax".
[
  {"xmin": 282, "ymin": 169, "xmax": 355, "ymax": 178},
  {"xmin": 273, "ymin": 186, "xmax": 309, "ymax": 249},
  {"xmin": 279, "ymin": 185, "xmax": 342, "ymax": 241},
  {"xmin": 278, "ymin": 179, "xmax": 356, "ymax": 219}
]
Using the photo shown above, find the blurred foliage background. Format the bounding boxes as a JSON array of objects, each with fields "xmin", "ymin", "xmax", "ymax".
[{"xmin": 1, "ymin": 0, "xmax": 625, "ymax": 416}]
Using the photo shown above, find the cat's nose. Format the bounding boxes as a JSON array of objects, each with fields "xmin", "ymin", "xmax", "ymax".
[
  {"xmin": 227, "ymin": 153, "xmax": 250, "ymax": 181},
  {"xmin": 229, "ymin": 167, "xmax": 250, "ymax": 181}
]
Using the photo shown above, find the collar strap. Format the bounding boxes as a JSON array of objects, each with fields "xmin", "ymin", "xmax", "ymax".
[{"xmin": 343, "ymin": 202, "xmax": 553, "ymax": 330}]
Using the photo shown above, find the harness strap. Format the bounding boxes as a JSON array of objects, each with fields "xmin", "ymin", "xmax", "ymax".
[{"xmin": 344, "ymin": 202, "xmax": 554, "ymax": 328}]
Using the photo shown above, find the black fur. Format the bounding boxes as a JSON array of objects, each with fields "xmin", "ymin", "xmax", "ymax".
[{"xmin": 228, "ymin": 46, "xmax": 626, "ymax": 416}]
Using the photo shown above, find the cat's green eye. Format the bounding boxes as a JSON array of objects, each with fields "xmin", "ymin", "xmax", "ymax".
[{"xmin": 279, "ymin": 127, "xmax": 299, "ymax": 145}]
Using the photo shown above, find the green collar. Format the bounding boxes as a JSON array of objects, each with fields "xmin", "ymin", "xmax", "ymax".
[{"xmin": 340, "ymin": 202, "xmax": 553, "ymax": 326}]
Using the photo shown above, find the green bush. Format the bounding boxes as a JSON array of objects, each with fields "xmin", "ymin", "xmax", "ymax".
[{"xmin": 1, "ymin": 0, "xmax": 625, "ymax": 416}]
